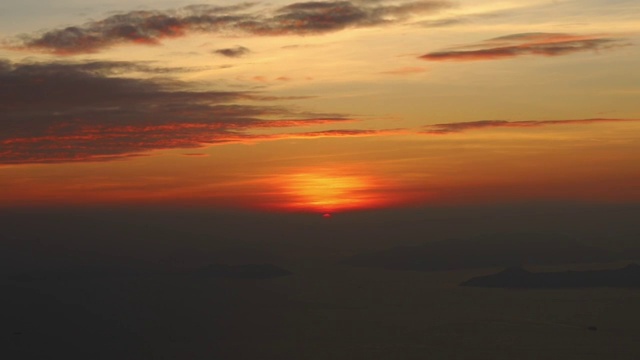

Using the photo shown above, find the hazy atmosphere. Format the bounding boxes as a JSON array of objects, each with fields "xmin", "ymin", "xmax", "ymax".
[{"xmin": 1, "ymin": 0, "xmax": 640, "ymax": 358}]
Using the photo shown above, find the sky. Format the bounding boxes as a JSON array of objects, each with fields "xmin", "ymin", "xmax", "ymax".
[{"xmin": 1, "ymin": 0, "xmax": 639, "ymax": 214}]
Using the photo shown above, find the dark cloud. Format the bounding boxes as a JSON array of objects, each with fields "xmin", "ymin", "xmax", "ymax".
[
  {"xmin": 0, "ymin": 60, "xmax": 356, "ymax": 164},
  {"xmin": 0, "ymin": 60, "xmax": 247, "ymax": 112},
  {"xmin": 9, "ymin": 4, "xmax": 253, "ymax": 55},
  {"xmin": 420, "ymin": 33, "xmax": 627, "ymax": 61},
  {"xmin": 214, "ymin": 46, "xmax": 251, "ymax": 58},
  {"xmin": 229, "ymin": 0, "xmax": 451, "ymax": 36},
  {"xmin": 9, "ymin": 1, "xmax": 452, "ymax": 54},
  {"xmin": 422, "ymin": 118, "xmax": 638, "ymax": 134},
  {"xmin": 1, "ymin": 59, "xmax": 206, "ymax": 76}
]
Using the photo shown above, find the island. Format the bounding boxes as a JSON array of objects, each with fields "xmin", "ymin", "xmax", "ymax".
[{"xmin": 460, "ymin": 263, "xmax": 640, "ymax": 288}]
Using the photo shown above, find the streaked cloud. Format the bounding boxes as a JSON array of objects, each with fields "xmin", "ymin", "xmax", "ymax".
[
  {"xmin": 2, "ymin": 55, "xmax": 632, "ymax": 166},
  {"xmin": 211, "ymin": 128, "xmax": 403, "ymax": 144},
  {"xmin": 420, "ymin": 33, "xmax": 628, "ymax": 61},
  {"xmin": 0, "ymin": 59, "xmax": 361, "ymax": 164},
  {"xmin": 9, "ymin": 1, "xmax": 452, "ymax": 55},
  {"xmin": 422, "ymin": 118, "xmax": 638, "ymax": 134},
  {"xmin": 284, "ymin": 129, "xmax": 403, "ymax": 138},
  {"xmin": 415, "ymin": 11, "xmax": 500, "ymax": 28},
  {"xmin": 259, "ymin": 0, "xmax": 451, "ymax": 35}
]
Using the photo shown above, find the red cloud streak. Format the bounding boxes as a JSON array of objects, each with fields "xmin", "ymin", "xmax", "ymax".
[{"xmin": 420, "ymin": 33, "xmax": 627, "ymax": 61}]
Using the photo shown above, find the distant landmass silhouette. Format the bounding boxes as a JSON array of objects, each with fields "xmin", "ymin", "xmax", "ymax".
[
  {"xmin": 345, "ymin": 233, "xmax": 618, "ymax": 271},
  {"xmin": 460, "ymin": 263, "xmax": 640, "ymax": 288},
  {"xmin": 191, "ymin": 263, "xmax": 292, "ymax": 279}
]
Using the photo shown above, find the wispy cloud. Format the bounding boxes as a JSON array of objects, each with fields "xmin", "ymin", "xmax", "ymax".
[
  {"xmin": 209, "ymin": 128, "xmax": 404, "ymax": 145},
  {"xmin": 415, "ymin": 11, "xmax": 500, "ymax": 28},
  {"xmin": 284, "ymin": 128, "xmax": 403, "ymax": 138},
  {"xmin": 422, "ymin": 118, "xmax": 638, "ymax": 134},
  {"xmin": 213, "ymin": 46, "xmax": 251, "ymax": 58},
  {"xmin": 380, "ymin": 66, "xmax": 427, "ymax": 75},
  {"xmin": 258, "ymin": 0, "xmax": 451, "ymax": 35},
  {"xmin": 420, "ymin": 33, "xmax": 628, "ymax": 61},
  {"xmin": 9, "ymin": 1, "xmax": 452, "ymax": 55},
  {"xmin": 0, "ymin": 59, "xmax": 360, "ymax": 164}
]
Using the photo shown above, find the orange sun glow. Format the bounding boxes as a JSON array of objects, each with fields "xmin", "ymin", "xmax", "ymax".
[{"xmin": 277, "ymin": 172, "xmax": 383, "ymax": 213}]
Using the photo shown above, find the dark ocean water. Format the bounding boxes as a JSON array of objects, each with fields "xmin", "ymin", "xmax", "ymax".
[{"xmin": 3, "ymin": 262, "xmax": 640, "ymax": 360}]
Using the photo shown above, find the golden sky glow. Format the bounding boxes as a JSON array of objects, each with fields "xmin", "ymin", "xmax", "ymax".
[
  {"xmin": 1, "ymin": 0, "xmax": 639, "ymax": 212},
  {"xmin": 277, "ymin": 172, "xmax": 378, "ymax": 212}
]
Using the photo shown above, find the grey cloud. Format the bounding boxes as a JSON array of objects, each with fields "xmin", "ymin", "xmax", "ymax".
[
  {"xmin": 422, "ymin": 118, "xmax": 638, "ymax": 134},
  {"xmin": 214, "ymin": 46, "xmax": 251, "ymax": 58},
  {"xmin": 9, "ymin": 1, "xmax": 452, "ymax": 54},
  {"xmin": 0, "ymin": 60, "xmax": 354, "ymax": 164}
]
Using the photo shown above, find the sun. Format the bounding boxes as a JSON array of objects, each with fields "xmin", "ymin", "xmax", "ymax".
[{"xmin": 278, "ymin": 171, "xmax": 380, "ymax": 213}]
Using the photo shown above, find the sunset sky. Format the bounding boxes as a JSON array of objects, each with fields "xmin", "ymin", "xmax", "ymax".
[{"xmin": 1, "ymin": 0, "xmax": 639, "ymax": 213}]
